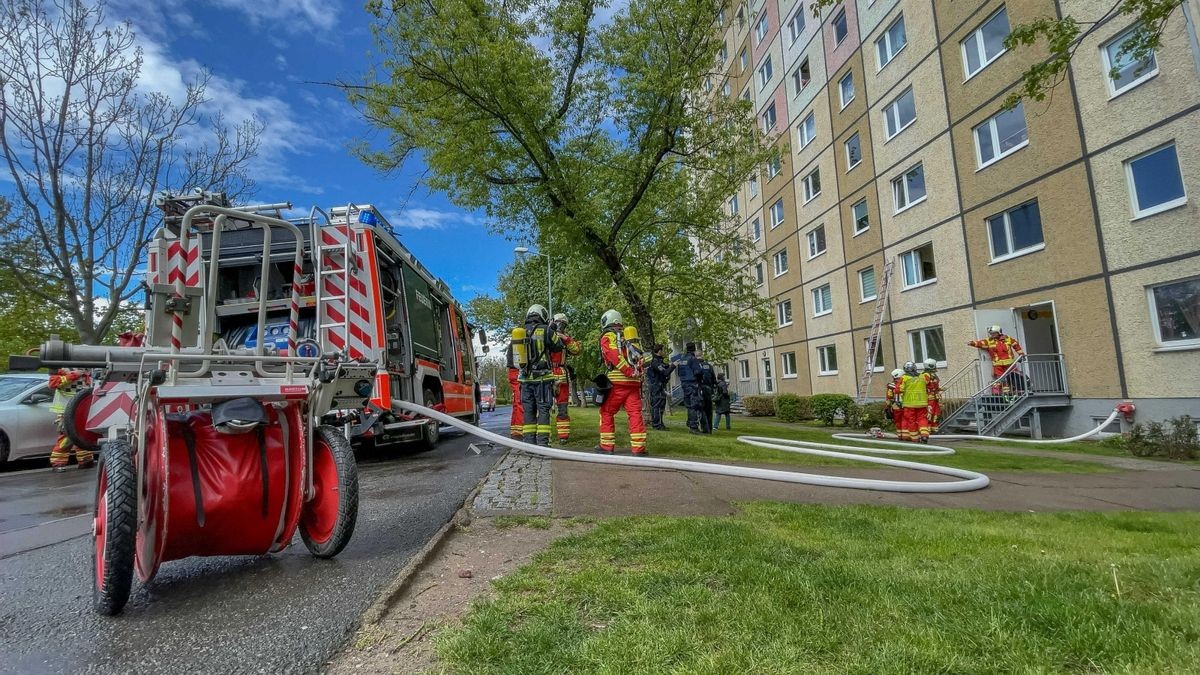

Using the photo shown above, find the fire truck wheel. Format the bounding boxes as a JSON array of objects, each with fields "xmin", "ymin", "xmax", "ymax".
[
  {"xmin": 93, "ymin": 440, "xmax": 137, "ymax": 616},
  {"xmin": 64, "ymin": 387, "xmax": 102, "ymax": 453},
  {"xmin": 300, "ymin": 426, "xmax": 360, "ymax": 558},
  {"xmin": 420, "ymin": 389, "xmax": 441, "ymax": 449}
]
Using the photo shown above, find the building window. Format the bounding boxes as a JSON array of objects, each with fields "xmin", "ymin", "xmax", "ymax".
[
  {"xmin": 974, "ymin": 102, "xmax": 1028, "ymax": 168},
  {"xmin": 718, "ymin": 42, "xmax": 728, "ymax": 64},
  {"xmin": 865, "ymin": 337, "xmax": 885, "ymax": 372},
  {"xmin": 839, "ymin": 72, "xmax": 855, "ymax": 109},
  {"xmin": 987, "ymin": 200, "xmax": 1044, "ymax": 262},
  {"xmin": 884, "ymin": 87, "xmax": 916, "ymax": 139},
  {"xmin": 741, "ymin": 87, "xmax": 751, "ymax": 102},
  {"xmin": 703, "ymin": 76, "xmax": 713, "ymax": 93},
  {"xmin": 722, "ymin": 80, "xmax": 731, "ymax": 97},
  {"xmin": 832, "ymin": 9, "xmax": 848, "ymax": 44},
  {"xmin": 739, "ymin": 359, "xmax": 751, "ymax": 381},
  {"xmin": 962, "ymin": 8, "xmax": 1010, "ymax": 80},
  {"xmin": 756, "ymin": 13, "xmax": 769, "ymax": 43},
  {"xmin": 751, "ymin": 217, "xmax": 762, "ymax": 241},
  {"xmin": 761, "ymin": 102, "xmax": 778, "ymax": 132},
  {"xmin": 717, "ymin": 8, "xmax": 726, "ymax": 24},
  {"xmin": 740, "ymin": 48, "xmax": 749, "ymax": 73},
  {"xmin": 749, "ymin": 174, "xmax": 759, "ymax": 197},
  {"xmin": 799, "ymin": 112, "xmax": 816, "ymax": 147},
  {"xmin": 788, "ymin": 10, "xmax": 806, "ymax": 42},
  {"xmin": 1103, "ymin": 24, "xmax": 1158, "ymax": 96},
  {"xmin": 909, "ymin": 326, "xmax": 946, "ymax": 366},
  {"xmin": 772, "ymin": 248, "xmax": 789, "ymax": 275},
  {"xmin": 859, "ymin": 266, "xmax": 877, "ymax": 302},
  {"xmin": 782, "ymin": 351, "xmax": 798, "ymax": 377},
  {"xmin": 1148, "ymin": 277, "xmax": 1200, "ymax": 347},
  {"xmin": 736, "ymin": 5, "xmax": 746, "ymax": 28},
  {"xmin": 806, "ymin": 224, "xmax": 827, "ymax": 258},
  {"xmin": 793, "ymin": 58, "xmax": 811, "ymax": 95},
  {"xmin": 900, "ymin": 242, "xmax": 937, "ymax": 288},
  {"xmin": 892, "ymin": 164, "xmax": 927, "ymax": 212},
  {"xmin": 818, "ymin": 344, "xmax": 838, "ymax": 375},
  {"xmin": 754, "ymin": 261, "xmax": 765, "ymax": 286},
  {"xmin": 767, "ymin": 155, "xmax": 782, "ymax": 178},
  {"xmin": 802, "ymin": 168, "xmax": 821, "ymax": 203},
  {"xmin": 758, "ymin": 55, "xmax": 774, "ymax": 90},
  {"xmin": 762, "ymin": 357, "xmax": 774, "ymax": 392},
  {"xmin": 777, "ymin": 299, "xmax": 794, "ymax": 326},
  {"xmin": 1125, "ymin": 143, "xmax": 1187, "ymax": 218},
  {"xmin": 845, "ymin": 133, "xmax": 862, "ymax": 170},
  {"xmin": 812, "ymin": 283, "xmax": 833, "ymax": 316},
  {"xmin": 729, "ymin": 194, "xmax": 740, "ymax": 216},
  {"xmin": 876, "ymin": 15, "xmax": 907, "ymax": 69},
  {"xmin": 770, "ymin": 199, "xmax": 785, "ymax": 228},
  {"xmin": 852, "ymin": 198, "xmax": 869, "ymax": 234}
]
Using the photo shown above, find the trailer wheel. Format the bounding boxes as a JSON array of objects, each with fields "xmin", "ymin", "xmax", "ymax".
[
  {"xmin": 64, "ymin": 387, "xmax": 101, "ymax": 453},
  {"xmin": 93, "ymin": 440, "xmax": 137, "ymax": 616},
  {"xmin": 300, "ymin": 426, "xmax": 359, "ymax": 558}
]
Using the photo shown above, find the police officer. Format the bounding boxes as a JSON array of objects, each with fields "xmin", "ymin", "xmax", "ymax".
[
  {"xmin": 696, "ymin": 347, "xmax": 716, "ymax": 434},
  {"xmin": 646, "ymin": 344, "xmax": 675, "ymax": 430},
  {"xmin": 517, "ymin": 304, "xmax": 564, "ymax": 447},
  {"xmin": 677, "ymin": 343, "xmax": 703, "ymax": 434}
]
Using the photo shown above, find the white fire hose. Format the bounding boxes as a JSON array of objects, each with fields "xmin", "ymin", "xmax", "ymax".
[{"xmin": 392, "ymin": 403, "xmax": 1126, "ymax": 494}]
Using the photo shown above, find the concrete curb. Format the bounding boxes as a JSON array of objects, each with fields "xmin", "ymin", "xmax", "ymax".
[{"xmin": 358, "ymin": 449, "xmax": 507, "ymax": 626}]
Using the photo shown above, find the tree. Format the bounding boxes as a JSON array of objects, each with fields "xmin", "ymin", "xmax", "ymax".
[
  {"xmin": 353, "ymin": 0, "xmax": 775, "ymax": 352},
  {"xmin": 0, "ymin": 0, "xmax": 262, "ymax": 344}
]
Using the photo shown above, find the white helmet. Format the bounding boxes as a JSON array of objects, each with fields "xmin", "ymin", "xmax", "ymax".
[
  {"xmin": 601, "ymin": 309, "xmax": 623, "ymax": 328},
  {"xmin": 923, "ymin": 358, "xmax": 938, "ymax": 370},
  {"xmin": 527, "ymin": 304, "xmax": 548, "ymax": 322},
  {"xmin": 903, "ymin": 361, "xmax": 917, "ymax": 375},
  {"xmin": 553, "ymin": 313, "xmax": 568, "ymax": 326},
  {"xmin": 988, "ymin": 324, "xmax": 1002, "ymax": 335},
  {"xmin": 890, "ymin": 368, "xmax": 904, "ymax": 378}
]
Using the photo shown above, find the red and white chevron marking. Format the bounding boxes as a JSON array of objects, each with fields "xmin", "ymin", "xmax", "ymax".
[
  {"xmin": 319, "ymin": 225, "xmax": 373, "ymax": 359},
  {"xmin": 85, "ymin": 382, "xmax": 137, "ymax": 432}
]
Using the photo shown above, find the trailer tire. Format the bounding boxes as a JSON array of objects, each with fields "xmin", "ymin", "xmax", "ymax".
[
  {"xmin": 300, "ymin": 426, "xmax": 359, "ymax": 559},
  {"xmin": 93, "ymin": 440, "xmax": 137, "ymax": 616},
  {"xmin": 64, "ymin": 387, "xmax": 102, "ymax": 453}
]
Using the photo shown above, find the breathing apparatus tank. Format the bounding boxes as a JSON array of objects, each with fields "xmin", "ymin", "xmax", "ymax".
[
  {"xmin": 622, "ymin": 325, "xmax": 643, "ymax": 374},
  {"xmin": 510, "ymin": 326, "xmax": 528, "ymax": 369}
]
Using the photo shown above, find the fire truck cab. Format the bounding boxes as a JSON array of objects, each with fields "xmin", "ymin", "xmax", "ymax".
[{"xmin": 175, "ymin": 198, "xmax": 478, "ymax": 449}]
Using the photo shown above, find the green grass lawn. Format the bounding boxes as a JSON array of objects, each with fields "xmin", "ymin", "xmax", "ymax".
[
  {"xmin": 438, "ymin": 504, "xmax": 1200, "ymax": 673},
  {"xmin": 554, "ymin": 407, "xmax": 1113, "ymax": 473}
]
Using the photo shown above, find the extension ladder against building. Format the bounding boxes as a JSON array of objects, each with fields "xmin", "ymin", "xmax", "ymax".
[{"xmin": 856, "ymin": 261, "xmax": 894, "ymax": 402}]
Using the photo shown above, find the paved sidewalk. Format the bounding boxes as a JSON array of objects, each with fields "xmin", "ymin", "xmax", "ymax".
[{"xmin": 472, "ymin": 451, "xmax": 553, "ymax": 516}]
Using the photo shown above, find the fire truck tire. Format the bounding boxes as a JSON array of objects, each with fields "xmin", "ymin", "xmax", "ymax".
[
  {"xmin": 420, "ymin": 389, "xmax": 440, "ymax": 449},
  {"xmin": 300, "ymin": 426, "xmax": 359, "ymax": 559},
  {"xmin": 64, "ymin": 387, "xmax": 102, "ymax": 453},
  {"xmin": 93, "ymin": 440, "xmax": 137, "ymax": 616}
]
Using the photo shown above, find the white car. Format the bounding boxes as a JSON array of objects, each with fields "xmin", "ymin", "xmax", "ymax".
[{"xmin": 0, "ymin": 373, "xmax": 59, "ymax": 464}]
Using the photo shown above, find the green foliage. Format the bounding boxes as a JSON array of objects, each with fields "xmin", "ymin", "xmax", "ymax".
[
  {"xmin": 809, "ymin": 393, "xmax": 856, "ymax": 426},
  {"xmin": 773, "ymin": 394, "xmax": 810, "ymax": 423},
  {"xmin": 741, "ymin": 395, "xmax": 776, "ymax": 417},
  {"xmin": 1121, "ymin": 416, "xmax": 1199, "ymax": 460},
  {"xmin": 848, "ymin": 401, "xmax": 894, "ymax": 431}
]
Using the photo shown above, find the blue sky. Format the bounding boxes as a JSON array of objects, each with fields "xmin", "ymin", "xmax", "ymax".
[{"xmin": 107, "ymin": 0, "xmax": 517, "ymax": 301}]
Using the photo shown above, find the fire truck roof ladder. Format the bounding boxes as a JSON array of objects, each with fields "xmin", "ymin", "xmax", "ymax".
[
  {"xmin": 856, "ymin": 260, "xmax": 894, "ymax": 403},
  {"xmin": 316, "ymin": 203, "xmax": 359, "ymax": 355}
]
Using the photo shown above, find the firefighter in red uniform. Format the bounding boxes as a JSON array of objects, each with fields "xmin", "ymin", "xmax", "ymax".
[
  {"xmin": 923, "ymin": 358, "xmax": 942, "ymax": 433},
  {"xmin": 596, "ymin": 310, "xmax": 647, "ymax": 455},
  {"xmin": 897, "ymin": 361, "xmax": 931, "ymax": 443},
  {"xmin": 48, "ymin": 368, "xmax": 94, "ymax": 471},
  {"xmin": 968, "ymin": 325, "xmax": 1024, "ymax": 395},
  {"xmin": 549, "ymin": 313, "xmax": 582, "ymax": 443},
  {"xmin": 884, "ymin": 368, "xmax": 904, "ymax": 432},
  {"xmin": 505, "ymin": 342, "xmax": 523, "ymax": 439}
]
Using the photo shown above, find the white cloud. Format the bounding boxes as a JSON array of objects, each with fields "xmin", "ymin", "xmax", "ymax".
[
  {"xmin": 110, "ymin": 0, "xmax": 338, "ymax": 37},
  {"xmin": 209, "ymin": 0, "xmax": 339, "ymax": 32},
  {"xmin": 387, "ymin": 207, "xmax": 485, "ymax": 230}
]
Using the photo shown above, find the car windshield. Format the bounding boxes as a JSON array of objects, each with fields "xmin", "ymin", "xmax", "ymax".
[{"xmin": 0, "ymin": 377, "xmax": 38, "ymax": 400}]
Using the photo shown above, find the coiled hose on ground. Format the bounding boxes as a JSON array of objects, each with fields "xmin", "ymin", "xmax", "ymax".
[{"xmin": 392, "ymin": 402, "xmax": 1126, "ymax": 494}]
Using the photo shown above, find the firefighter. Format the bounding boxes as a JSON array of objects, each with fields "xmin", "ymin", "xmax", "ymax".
[
  {"xmin": 505, "ymin": 342, "xmax": 523, "ymax": 439},
  {"xmin": 646, "ymin": 344, "xmax": 675, "ymax": 430},
  {"xmin": 924, "ymin": 358, "xmax": 942, "ymax": 433},
  {"xmin": 968, "ymin": 325, "xmax": 1025, "ymax": 396},
  {"xmin": 549, "ymin": 313, "xmax": 582, "ymax": 443},
  {"xmin": 48, "ymin": 368, "xmax": 94, "ymax": 471},
  {"xmin": 596, "ymin": 310, "xmax": 647, "ymax": 455},
  {"xmin": 898, "ymin": 361, "xmax": 931, "ymax": 443},
  {"xmin": 884, "ymin": 368, "xmax": 904, "ymax": 432},
  {"xmin": 514, "ymin": 305, "xmax": 564, "ymax": 447}
]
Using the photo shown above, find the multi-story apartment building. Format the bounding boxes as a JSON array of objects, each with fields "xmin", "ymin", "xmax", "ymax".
[{"xmin": 713, "ymin": 0, "xmax": 1200, "ymax": 435}]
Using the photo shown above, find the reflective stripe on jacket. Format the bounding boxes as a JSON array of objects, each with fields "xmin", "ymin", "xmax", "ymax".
[
  {"xmin": 600, "ymin": 329, "xmax": 642, "ymax": 384},
  {"xmin": 968, "ymin": 336, "xmax": 1024, "ymax": 366}
]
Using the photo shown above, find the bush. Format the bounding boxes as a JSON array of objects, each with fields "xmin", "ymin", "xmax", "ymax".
[
  {"xmin": 1123, "ymin": 416, "xmax": 1199, "ymax": 460},
  {"xmin": 809, "ymin": 394, "xmax": 856, "ymax": 426},
  {"xmin": 742, "ymin": 395, "xmax": 777, "ymax": 417},
  {"xmin": 774, "ymin": 394, "xmax": 811, "ymax": 422},
  {"xmin": 847, "ymin": 401, "xmax": 894, "ymax": 431}
]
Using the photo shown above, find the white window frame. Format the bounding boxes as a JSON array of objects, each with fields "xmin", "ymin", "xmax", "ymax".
[
  {"xmin": 751, "ymin": 217, "xmax": 762, "ymax": 241},
  {"xmin": 777, "ymin": 299, "xmax": 794, "ymax": 327},
  {"xmin": 909, "ymin": 326, "xmax": 947, "ymax": 367},
  {"xmin": 839, "ymin": 72, "xmax": 855, "ymax": 109},
  {"xmin": 781, "ymin": 351, "xmax": 798, "ymax": 378},
  {"xmin": 772, "ymin": 248, "xmax": 789, "ymax": 276},
  {"xmin": 740, "ymin": 49, "xmax": 749, "ymax": 73},
  {"xmin": 883, "ymin": 87, "xmax": 916, "ymax": 140},
  {"xmin": 793, "ymin": 58, "xmax": 812, "ymax": 96},
  {"xmin": 754, "ymin": 261, "xmax": 765, "ymax": 286},
  {"xmin": 767, "ymin": 155, "xmax": 782, "ymax": 179},
  {"xmin": 900, "ymin": 242, "xmax": 937, "ymax": 290},
  {"xmin": 799, "ymin": 112, "xmax": 816, "ymax": 147},
  {"xmin": 739, "ymin": 359, "xmax": 751, "ymax": 381},
  {"xmin": 788, "ymin": 10, "xmax": 806, "ymax": 43},
  {"xmin": 722, "ymin": 80, "xmax": 731, "ymax": 97},
  {"xmin": 762, "ymin": 103, "xmax": 778, "ymax": 132},
  {"xmin": 974, "ymin": 102, "xmax": 1029, "ymax": 169},
  {"xmin": 729, "ymin": 194, "xmax": 740, "ymax": 216},
  {"xmin": 806, "ymin": 224, "xmax": 826, "ymax": 259},
  {"xmin": 875, "ymin": 15, "xmax": 907, "ymax": 70},
  {"xmin": 852, "ymin": 198, "xmax": 869, "ymax": 235},
  {"xmin": 845, "ymin": 132, "xmax": 862, "ymax": 171},
  {"xmin": 762, "ymin": 357, "xmax": 774, "ymax": 392},
  {"xmin": 749, "ymin": 174, "xmax": 759, "ymax": 197},
  {"xmin": 865, "ymin": 337, "xmax": 885, "ymax": 372},
  {"xmin": 832, "ymin": 9, "xmax": 848, "ymax": 45},
  {"xmin": 802, "ymin": 168, "xmax": 821, "ymax": 204},
  {"xmin": 986, "ymin": 200, "xmax": 1046, "ymax": 264},
  {"xmin": 1102, "ymin": 24, "xmax": 1159, "ymax": 98},
  {"xmin": 758, "ymin": 55, "xmax": 774, "ymax": 90},
  {"xmin": 961, "ymin": 8, "xmax": 1009, "ymax": 81},
  {"xmin": 817, "ymin": 345, "xmax": 839, "ymax": 376},
  {"xmin": 770, "ymin": 199, "xmax": 785, "ymax": 229},
  {"xmin": 1146, "ymin": 277, "xmax": 1200, "ymax": 349},
  {"xmin": 858, "ymin": 266, "xmax": 877, "ymax": 302},
  {"xmin": 812, "ymin": 283, "xmax": 833, "ymax": 317},
  {"xmin": 892, "ymin": 163, "xmax": 927, "ymax": 214},
  {"xmin": 756, "ymin": 13, "xmax": 769, "ymax": 44},
  {"xmin": 1125, "ymin": 142, "xmax": 1188, "ymax": 219}
]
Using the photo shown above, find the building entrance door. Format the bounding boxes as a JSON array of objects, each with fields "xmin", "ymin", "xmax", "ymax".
[{"xmin": 1015, "ymin": 302, "xmax": 1064, "ymax": 393}]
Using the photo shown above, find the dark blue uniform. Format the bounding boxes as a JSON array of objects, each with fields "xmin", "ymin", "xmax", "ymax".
[
  {"xmin": 646, "ymin": 354, "xmax": 675, "ymax": 430},
  {"xmin": 680, "ymin": 353, "xmax": 704, "ymax": 432}
]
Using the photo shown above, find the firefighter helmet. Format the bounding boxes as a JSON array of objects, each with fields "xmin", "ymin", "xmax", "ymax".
[
  {"xmin": 526, "ymin": 304, "xmax": 548, "ymax": 322},
  {"xmin": 903, "ymin": 361, "xmax": 917, "ymax": 375},
  {"xmin": 601, "ymin": 309, "xmax": 623, "ymax": 328},
  {"xmin": 890, "ymin": 368, "xmax": 904, "ymax": 378},
  {"xmin": 988, "ymin": 324, "xmax": 1002, "ymax": 335},
  {"xmin": 923, "ymin": 358, "xmax": 938, "ymax": 370},
  {"xmin": 553, "ymin": 313, "xmax": 568, "ymax": 327}
]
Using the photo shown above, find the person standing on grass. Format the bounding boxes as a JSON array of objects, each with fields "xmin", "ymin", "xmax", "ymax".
[
  {"xmin": 646, "ymin": 344, "xmax": 674, "ymax": 430},
  {"xmin": 595, "ymin": 310, "xmax": 647, "ymax": 455},
  {"xmin": 679, "ymin": 343, "xmax": 703, "ymax": 434},
  {"xmin": 713, "ymin": 372, "xmax": 732, "ymax": 431},
  {"xmin": 696, "ymin": 347, "xmax": 716, "ymax": 434}
]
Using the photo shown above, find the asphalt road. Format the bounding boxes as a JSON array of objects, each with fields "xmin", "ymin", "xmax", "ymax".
[{"xmin": 0, "ymin": 409, "xmax": 511, "ymax": 675}]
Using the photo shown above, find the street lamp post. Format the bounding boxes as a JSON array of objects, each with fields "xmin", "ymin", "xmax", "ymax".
[{"xmin": 513, "ymin": 246, "xmax": 552, "ymax": 317}]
